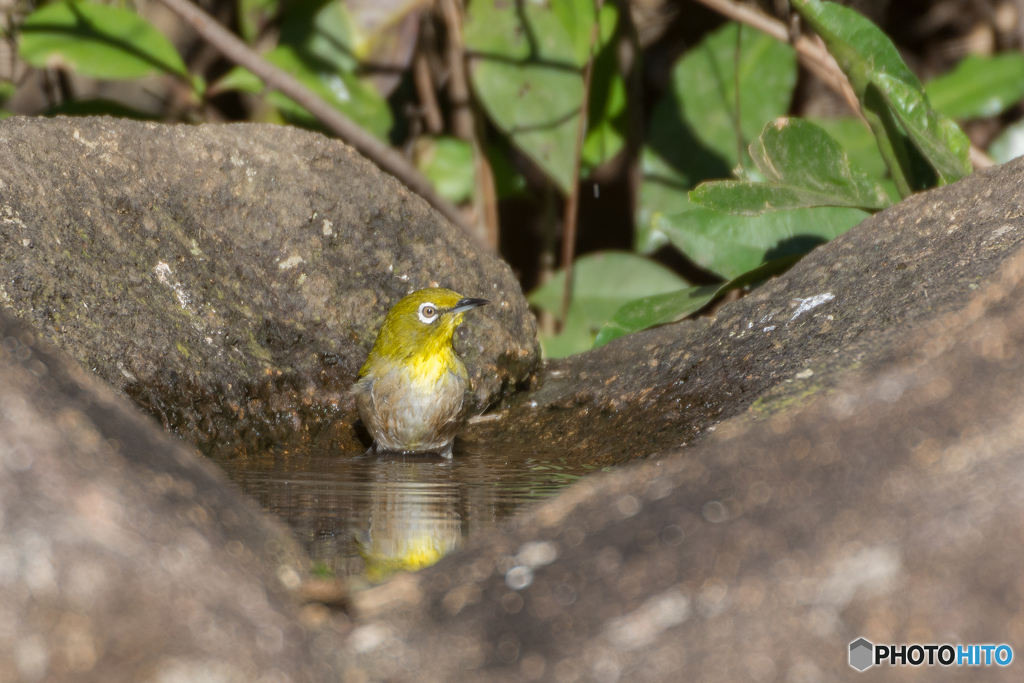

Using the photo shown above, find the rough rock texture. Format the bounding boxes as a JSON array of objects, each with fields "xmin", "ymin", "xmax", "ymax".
[
  {"xmin": 336, "ymin": 189, "xmax": 1024, "ymax": 682},
  {"xmin": 466, "ymin": 158, "xmax": 1024, "ymax": 466},
  {"xmin": 0, "ymin": 308, "xmax": 342, "ymax": 682},
  {"xmin": 0, "ymin": 116, "xmax": 537, "ymax": 457}
]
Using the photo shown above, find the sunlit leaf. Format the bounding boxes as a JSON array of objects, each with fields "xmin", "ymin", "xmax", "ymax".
[
  {"xmin": 465, "ymin": 0, "xmax": 621, "ymax": 192},
  {"xmin": 635, "ymin": 148, "xmax": 695, "ymax": 254},
  {"xmin": 279, "ymin": 0, "xmax": 358, "ymax": 74},
  {"xmin": 691, "ymin": 118, "xmax": 891, "ymax": 214},
  {"xmin": 874, "ymin": 72, "xmax": 972, "ymax": 184},
  {"xmin": 809, "ymin": 117, "xmax": 887, "ymax": 179},
  {"xmin": 592, "ymin": 285, "xmax": 718, "ymax": 348},
  {"xmin": 528, "ymin": 250, "xmax": 689, "ymax": 345},
  {"xmin": 593, "ymin": 254, "xmax": 802, "ymax": 347},
  {"xmin": 415, "ymin": 136, "xmax": 475, "ymax": 204},
  {"xmin": 791, "ymin": 0, "xmax": 972, "ymax": 194},
  {"xmin": 657, "ymin": 198, "xmax": 867, "ymax": 279},
  {"xmin": 637, "ymin": 22, "xmax": 796, "ymax": 258},
  {"xmin": 19, "ymin": 1, "xmax": 189, "ymax": 81},
  {"xmin": 925, "ymin": 53, "xmax": 1024, "ymax": 120},
  {"xmin": 670, "ymin": 22, "xmax": 797, "ymax": 168},
  {"xmin": 582, "ymin": 7, "xmax": 627, "ymax": 172},
  {"xmin": 539, "ymin": 306, "xmax": 593, "ymax": 358}
]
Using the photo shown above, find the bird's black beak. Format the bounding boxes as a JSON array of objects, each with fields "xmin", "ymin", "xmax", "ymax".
[{"xmin": 450, "ymin": 297, "xmax": 489, "ymax": 315}]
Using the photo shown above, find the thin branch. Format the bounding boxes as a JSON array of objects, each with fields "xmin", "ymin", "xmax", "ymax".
[
  {"xmin": 559, "ymin": 2, "xmax": 602, "ymax": 325},
  {"xmin": 440, "ymin": 0, "xmax": 499, "ymax": 248},
  {"xmin": 693, "ymin": 0, "xmax": 992, "ymax": 170},
  {"xmin": 156, "ymin": 0, "xmax": 483, "ymax": 246},
  {"xmin": 413, "ymin": 52, "xmax": 444, "ymax": 134},
  {"xmin": 439, "ymin": 0, "xmax": 473, "ymax": 139}
]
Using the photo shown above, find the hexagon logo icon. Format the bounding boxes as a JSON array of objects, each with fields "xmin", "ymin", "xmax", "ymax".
[{"xmin": 850, "ymin": 638, "xmax": 874, "ymax": 671}]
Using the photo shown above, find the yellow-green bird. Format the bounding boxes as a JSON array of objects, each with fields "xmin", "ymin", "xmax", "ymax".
[{"xmin": 355, "ymin": 288, "xmax": 488, "ymax": 458}]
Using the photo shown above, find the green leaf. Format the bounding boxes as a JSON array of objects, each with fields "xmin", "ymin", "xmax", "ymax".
[
  {"xmin": 415, "ymin": 137, "xmax": 475, "ymax": 204},
  {"xmin": 810, "ymin": 117, "xmax": 888, "ymax": 179},
  {"xmin": 213, "ymin": 45, "xmax": 392, "ymax": 140},
  {"xmin": 925, "ymin": 53, "xmax": 1024, "ymax": 120},
  {"xmin": 0, "ymin": 81, "xmax": 14, "ymax": 106},
  {"xmin": 486, "ymin": 141, "xmax": 527, "ymax": 199},
  {"xmin": 593, "ymin": 254, "xmax": 803, "ymax": 347},
  {"xmin": 637, "ymin": 22, "xmax": 797, "ymax": 259},
  {"xmin": 875, "ymin": 72, "xmax": 973, "ymax": 184},
  {"xmin": 465, "ymin": 0, "xmax": 621, "ymax": 192},
  {"xmin": 635, "ymin": 148, "xmax": 695, "ymax": 254},
  {"xmin": 552, "ymin": 0, "xmax": 599, "ymax": 66},
  {"xmin": 791, "ymin": 0, "xmax": 972, "ymax": 194},
  {"xmin": 19, "ymin": 1, "xmax": 189, "ymax": 81},
  {"xmin": 582, "ymin": 6, "xmax": 627, "ymax": 172},
  {"xmin": 539, "ymin": 306, "xmax": 594, "ymax": 358},
  {"xmin": 670, "ymin": 22, "xmax": 797, "ymax": 168},
  {"xmin": 592, "ymin": 285, "xmax": 718, "ymax": 348},
  {"xmin": 279, "ymin": 0, "xmax": 358, "ymax": 74},
  {"xmin": 658, "ymin": 198, "xmax": 867, "ymax": 279},
  {"xmin": 989, "ymin": 118, "xmax": 1024, "ymax": 164},
  {"xmin": 528, "ymin": 250, "xmax": 689, "ymax": 330},
  {"xmin": 238, "ymin": 0, "xmax": 280, "ymax": 44},
  {"xmin": 690, "ymin": 118, "xmax": 891, "ymax": 214}
]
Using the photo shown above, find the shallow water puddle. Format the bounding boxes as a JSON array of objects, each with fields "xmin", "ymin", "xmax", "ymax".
[{"xmin": 217, "ymin": 443, "xmax": 597, "ymax": 583}]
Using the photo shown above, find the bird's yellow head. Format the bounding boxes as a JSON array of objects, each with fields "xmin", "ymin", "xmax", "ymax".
[{"xmin": 359, "ymin": 287, "xmax": 489, "ymax": 380}]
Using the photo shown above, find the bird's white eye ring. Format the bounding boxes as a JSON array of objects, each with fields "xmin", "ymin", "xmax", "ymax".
[{"xmin": 418, "ymin": 302, "xmax": 439, "ymax": 324}]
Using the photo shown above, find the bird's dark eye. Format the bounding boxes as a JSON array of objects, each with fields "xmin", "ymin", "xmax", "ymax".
[{"xmin": 418, "ymin": 303, "xmax": 439, "ymax": 323}]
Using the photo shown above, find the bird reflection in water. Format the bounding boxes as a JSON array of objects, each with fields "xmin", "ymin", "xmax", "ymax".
[{"xmin": 218, "ymin": 443, "xmax": 594, "ymax": 583}]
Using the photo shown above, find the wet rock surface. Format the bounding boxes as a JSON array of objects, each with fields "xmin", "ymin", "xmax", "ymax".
[
  {"xmin": 0, "ymin": 308, "xmax": 339, "ymax": 682},
  {"xmin": 466, "ymin": 159, "xmax": 1024, "ymax": 466},
  {"xmin": 338, "ymin": 188, "xmax": 1024, "ymax": 682},
  {"xmin": 0, "ymin": 116, "xmax": 537, "ymax": 457}
]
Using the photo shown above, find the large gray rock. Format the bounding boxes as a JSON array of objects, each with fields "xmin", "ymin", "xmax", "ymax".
[
  {"xmin": 336, "ymin": 163, "xmax": 1024, "ymax": 681},
  {"xmin": 0, "ymin": 116, "xmax": 538, "ymax": 457},
  {"xmin": 0, "ymin": 307, "xmax": 337, "ymax": 682}
]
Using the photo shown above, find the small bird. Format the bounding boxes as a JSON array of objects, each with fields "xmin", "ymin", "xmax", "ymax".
[{"xmin": 354, "ymin": 288, "xmax": 488, "ymax": 458}]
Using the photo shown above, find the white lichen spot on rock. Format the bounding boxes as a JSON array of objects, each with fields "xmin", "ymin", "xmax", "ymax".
[
  {"xmin": 278, "ymin": 255, "xmax": 304, "ymax": 271},
  {"xmin": 71, "ymin": 128, "xmax": 97, "ymax": 148},
  {"xmin": 322, "ymin": 219, "xmax": 334, "ymax": 237},
  {"xmin": 790, "ymin": 293, "xmax": 835, "ymax": 321},
  {"xmin": 990, "ymin": 224, "xmax": 1015, "ymax": 240},
  {"xmin": 153, "ymin": 262, "xmax": 194, "ymax": 311}
]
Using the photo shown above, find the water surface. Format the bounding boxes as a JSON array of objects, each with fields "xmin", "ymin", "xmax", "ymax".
[{"xmin": 218, "ymin": 441, "xmax": 597, "ymax": 582}]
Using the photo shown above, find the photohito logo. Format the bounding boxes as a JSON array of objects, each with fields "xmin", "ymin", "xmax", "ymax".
[{"xmin": 849, "ymin": 638, "xmax": 1013, "ymax": 671}]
